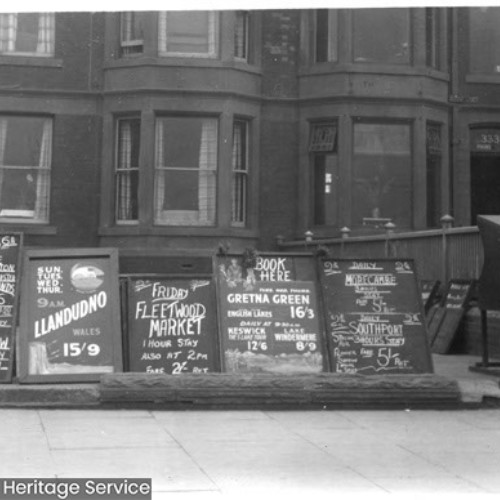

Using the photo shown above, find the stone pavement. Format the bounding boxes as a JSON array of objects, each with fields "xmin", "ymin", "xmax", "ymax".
[
  {"xmin": 433, "ymin": 353, "xmax": 500, "ymax": 404},
  {"xmin": 2, "ymin": 406, "xmax": 500, "ymax": 499},
  {"xmin": 0, "ymin": 354, "xmax": 500, "ymax": 499}
]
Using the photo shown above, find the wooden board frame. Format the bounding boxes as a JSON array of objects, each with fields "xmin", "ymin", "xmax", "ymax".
[
  {"xmin": 214, "ymin": 252, "xmax": 328, "ymax": 374},
  {"xmin": 18, "ymin": 248, "xmax": 123, "ymax": 384},
  {"xmin": 0, "ymin": 233, "xmax": 23, "ymax": 383},
  {"xmin": 123, "ymin": 273, "xmax": 220, "ymax": 375}
]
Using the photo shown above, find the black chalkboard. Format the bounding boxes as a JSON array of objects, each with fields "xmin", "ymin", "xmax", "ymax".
[
  {"xmin": 319, "ymin": 258, "xmax": 433, "ymax": 374},
  {"xmin": 0, "ymin": 234, "xmax": 22, "ymax": 383},
  {"xmin": 215, "ymin": 253, "xmax": 326, "ymax": 374},
  {"xmin": 420, "ymin": 280, "xmax": 441, "ymax": 314},
  {"xmin": 431, "ymin": 280, "xmax": 474, "ymax": 354},
  {"xmin": 18, "ymin": 248, "xmax": 123, "ymax": 383},
  {"xmin": 126, "ymin": 276, "xmax": 218, "ymax": 374},
  {"xmin": 441, "ymin": 280, "xmax": 474, "ymax": 310}
]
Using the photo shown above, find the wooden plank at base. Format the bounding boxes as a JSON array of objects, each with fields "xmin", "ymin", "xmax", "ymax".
[{"xmin": 99, "ymin": 373, "xmax": 461, "ymax": 408}]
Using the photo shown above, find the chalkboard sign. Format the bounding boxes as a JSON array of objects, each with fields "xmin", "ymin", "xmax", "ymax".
[
  {"xmin": 0, "ymin": 234, "xmax": 22, "ymax": 383},
  {"xmin": 18, "ymin": 248, "xmax": 123, "ymax": 383},
  {"xmin": 319, "ymin": 259, "xmax": 433, "ymax": 374},
  {"xmin": 215, "ymin": 253, "xmax": 326, "ymax": 374},
  {"xmin": 126, "ymin": 276, "xmax": 218, "ymax": 374},
  {"xmin": 420, "ymin": 280, "xmax": 440, "ymax": 314},
  {"xmin": 441, "ymin": 280, "xmax": 474, "ymax": 309},
  {"xmin": 431, "ymin": 280, "xmax": 474, "ymax": 354}
]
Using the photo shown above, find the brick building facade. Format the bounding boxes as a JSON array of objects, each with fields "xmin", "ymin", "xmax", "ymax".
[{"xmin": 2, "ymin": 9, "xmax": 500, "ymax": 271}]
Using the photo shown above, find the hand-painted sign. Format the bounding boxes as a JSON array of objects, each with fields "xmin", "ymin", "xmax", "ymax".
[
  {"xmin": 216, "ymin": 253, "xmax": 326, "ymax": 374},
  {"xmin": 319, "ymin": 258, "xmax": 433, "ymax": 374},
  {"xmin": 0, "ymin": 233, "xmax": 22, "ymax": 383},
  {"xmin": 18, "ymin": 248, "xmax": 122, "ymax": 383},
  {"xmin": 126, "ymin": 276, "xmax": 218, "ymax": 374}
]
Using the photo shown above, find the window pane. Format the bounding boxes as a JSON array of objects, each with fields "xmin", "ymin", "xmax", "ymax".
[
  {"xmin": 234, "ymin": 11, "xmax": 248, "ymax": 60},
  {"xmin": 315, "ymin": 10, "xmax": 337, "ymax": 63},
  {"xmin": 0, "ymin": 13, "xmax": 54, "ymax": 56},
  {"xmin": 232, "ymin": 120, "xmax": 249, "ymax": 226},
  {"xmin": 353, "ymin": 9, "xmax": 409, "ymax": 64},
  {"xmin": 160, "ymin": 118, "xmax": 204, "ymax": 167},
  {"xmin": 121, "ymin": 12, "xmax": 145, "ymax": 56},
  {"xmin": 0, "ymin": 170, "xmax": 38, "ymax": 215},
  {"xmin": 0, "ymin": 116, "xmax": 51, "ymax": 222},
  {"xmin": 163, "ymin": 170, "xmax": 199, "ymax": 211},
  {"xmin": 469, "ymin": 7, "xmax": 500, "ymax": 74},
  {"xmin": 426, "ymin": 124, "xmax": 442, "ymax": 228},
  {"xmin": 155, "ymin": 117, "xmax": 217, "ymax": 226},
  {"xmin": 426, "ymin": 8, "xmax": 441, "ymax": 70},
  {"xmin": 15, "ymin": 13, "xmax": 39, "ymax": 53},
  {"xmin": 115, "ymin": 119, "xmax": 140, "ymax": 223},
  {"xmin": 166, "ymin": 11, "xmax": 213, "ymax": 54},
  {"xmin": 4, "ymin": 117, "xmax": 45, "ymax": 166},
  {"xmin": 352, "ymin": 123, "xmax": 411, "ymax": 228}
]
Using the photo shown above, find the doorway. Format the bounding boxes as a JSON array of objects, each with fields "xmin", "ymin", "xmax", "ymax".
[{"xmin": 470, "ymin": 153, "xmax": 500, "ymax": 224}]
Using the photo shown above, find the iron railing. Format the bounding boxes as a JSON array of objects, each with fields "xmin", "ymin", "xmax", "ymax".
[{"xmin": 277, "ymin": 216, "xmax": 483, "ymax": 284}]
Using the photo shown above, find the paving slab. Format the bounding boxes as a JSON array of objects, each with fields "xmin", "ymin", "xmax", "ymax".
[{"xmin": 0, "ymin": 407, "xmax": 499, "ymax": 498}]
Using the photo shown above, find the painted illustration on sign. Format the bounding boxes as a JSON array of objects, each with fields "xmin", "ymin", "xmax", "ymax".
[
  {"xmin": 127, "ymin": 277, "xmax": 218, "ymax": 374},
  {"xmin": 217, "ymin": 254, "xmax": 325, "ymax": 374},
  {"xmin": 27, "ymin": 258, "xmax": 116, "ymax": 376}
]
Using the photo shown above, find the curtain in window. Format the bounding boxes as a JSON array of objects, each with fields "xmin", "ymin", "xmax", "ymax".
[
  {"xmin": 0, "ymin": 14, "xmax": 16, "ymax": 52},
  {"xmin": 234, "ymin": 12, "xmax": 247, "ymax": 59},
  {"xmin": 155, "ymin": 118, "xmax": 217, "ymax": 226},
  {"xmin": 0, "ymin": 117, "xmax": 50, "ymax": 222},
  {"xmin": 231, "ymin": 122, "xmax": 247, "ymax": 225},
  {"xmin": 121, "ymin": 12, "xmax": 133, "ymax": 42},
  {"xmin": 37, "ymin": 13, "xmax": 55, "ymax": 55},
  {"xmin": 34, "ymin": 119, "xmax": 51, "ymax": 221},
  {"xmin": 117, "ymin": 122, "xmax": 133, "ymax": 221},
  {"xmin": 207, "ymin": 13, "xmax": 216, "ymax": 55},
  {"xmin": 158, "ymin": 12, "xmax": 167, "ymax": 52},
  {"xmin": 0, "ymin": 13, "xmax": 54, "ymax": 54},
  {"xmin": 198, "ymin": 120, "xmax": 217, "ymax": 224},
  {"xmin": 154, "ymin": 121, "xmax": 165, "ymax": 222}
]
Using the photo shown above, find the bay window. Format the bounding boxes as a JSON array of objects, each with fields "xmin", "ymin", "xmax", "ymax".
[
  {"xmin": 154, "ymin": 117, "xmax": 217, "ymax": 226},
  {"xmin": 115, "ymin": 118, "xmax": 140, "ymax": 224},
  {"xmin": 352, "ymin": 123, "xmax": 411, "ymax": 228},
  {"xmin": 0, "ymin": 116, "xmax": 52, "ymax": 223},
  {"xmin": 232, "ymin": 120, "xmax": 249, "ymax": 226},
  {"xmin": 158, "ymin": 11, "xmax": 217, "ymax": 58},
  {"xmin": 0, "ymin": 13, "xmax": 55, "ymax": 56}
]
